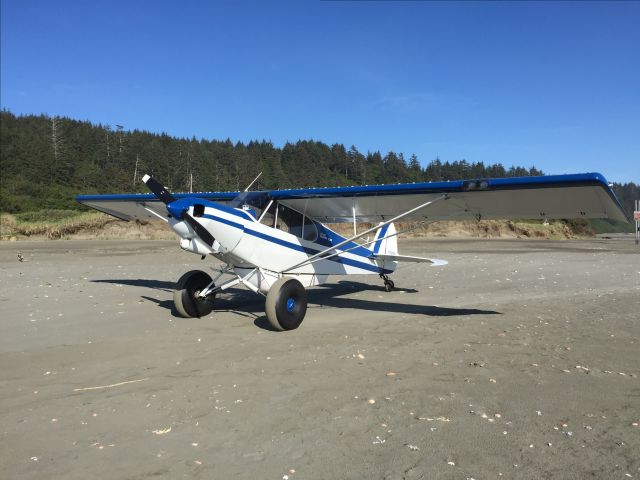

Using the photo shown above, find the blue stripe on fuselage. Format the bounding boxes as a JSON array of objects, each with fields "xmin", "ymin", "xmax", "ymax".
[
  {"xmin": 202, "ymin": 206, "xmax": 389, "ymax": 274},
  {"xmin": 314, "ymin": 222, "xmax": 373, "ymax": 258},
  {"xmin": 201, "ymin": 213, "xmax": 244, "ymax": 230},
  {"xmin": 242, "ymin": 228, "xmax": 387, "ymax": 273}
]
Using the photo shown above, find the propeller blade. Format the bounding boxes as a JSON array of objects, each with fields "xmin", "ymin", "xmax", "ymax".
[
  {"xmin": 182, "ymin": 212, "xmax": 216, "ymax": 247},
  {"xmin": 142, "ymin": 174, "xmax": 214, "ymax": 247},
  {"xmin": 142, "ymin": 174, "xmax": 176, "ymax": 204}
]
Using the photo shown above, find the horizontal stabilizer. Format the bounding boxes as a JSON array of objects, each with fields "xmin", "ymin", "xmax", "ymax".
[{"xmin": 372, "ymin": 254, "xmax": 448, "ymax": 266}]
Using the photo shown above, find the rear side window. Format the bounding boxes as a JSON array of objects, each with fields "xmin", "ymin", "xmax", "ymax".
[{"xmin": 302, "ymin": 220, "xmax": 318, "ymax": 242}]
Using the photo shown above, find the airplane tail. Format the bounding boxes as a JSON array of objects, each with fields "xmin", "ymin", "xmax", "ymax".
[
  {"xmin": 370, "ymin": 222, "xmax": 399, "ymax": 272},
  {"xmin": 371, "ymin": 222, "xmax": 398, "ymax": 255}
]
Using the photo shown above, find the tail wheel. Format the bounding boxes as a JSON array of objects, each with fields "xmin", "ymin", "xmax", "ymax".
[
  {"xmin": 380, "ymin": 272, "xmax": 395, "ymax": 292},
  {"xmin": 174, "ymin": 270, "xmax": 215, "ymax": 318},
  {"xmin": 265, "ymin": 277, "xmax": 307, "ymax": 331}
]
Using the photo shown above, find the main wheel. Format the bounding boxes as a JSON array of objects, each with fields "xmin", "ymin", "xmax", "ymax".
[
  {"xmin": 265, "ymin": 277, "xmax": 307, "ymax": 331},
  {"xmin": 173, "ymin": 270, "xmax": 215, "ymax": 318},
  {"xmin": 384, "ymin": 279, "xmax": 395, "ymax": 292}
]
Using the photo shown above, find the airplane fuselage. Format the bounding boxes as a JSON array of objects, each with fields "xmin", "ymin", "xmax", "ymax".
[{"xmin": 167, "ymin": 199, "xmax": 394, "ymax": 293}]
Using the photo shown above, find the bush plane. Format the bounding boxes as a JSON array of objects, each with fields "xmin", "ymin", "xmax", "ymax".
[{"xmin": 76, "ymin": 172, "xmax": 628, "ymax": 331}]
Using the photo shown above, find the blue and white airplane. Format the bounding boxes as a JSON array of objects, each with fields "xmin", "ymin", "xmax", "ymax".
[{"xmin": 76, "ymin": 172, "xmax": 628, "ymax": 331}]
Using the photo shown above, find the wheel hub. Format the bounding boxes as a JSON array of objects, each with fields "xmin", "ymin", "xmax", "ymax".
[{"xmin": 286, "ymin": 297, "xmax": 295, "ymax": 312}]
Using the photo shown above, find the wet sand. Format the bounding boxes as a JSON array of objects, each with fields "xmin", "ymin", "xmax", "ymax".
[{"xmin": 1, "ymin": 237, "xmax": 638, "ymax": 479}]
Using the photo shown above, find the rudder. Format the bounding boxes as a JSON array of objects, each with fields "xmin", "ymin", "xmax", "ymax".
[{"xmin": 371, "ymin": 222, "xmax": 398, "ymax": 272}]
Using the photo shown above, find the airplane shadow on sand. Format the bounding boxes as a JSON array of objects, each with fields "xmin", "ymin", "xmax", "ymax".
[
  {"xmin": 310, "ymin": 280, "xmax": 501, "ymax": 317},
  {"xmin": 95, "ymin": 278, "xmax": 501, "ymax": 329},
  {"xmin": 92, "ymin": 278, "xmax": 175, "ymax": 292}
]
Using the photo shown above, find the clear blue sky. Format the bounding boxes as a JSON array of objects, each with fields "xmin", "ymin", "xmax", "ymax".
[{"xmin": 2, "ymin": 0, "xmax": 639, "ymax": 182}]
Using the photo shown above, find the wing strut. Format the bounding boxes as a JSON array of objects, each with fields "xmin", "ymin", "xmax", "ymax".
[
  {"xmin": 281, "ymin": 194, "xmax": 449, "ymax": 273},
  {"xmin": 352, "ymin": 203, "xmax": 357, "ymax": 236},
  {"xmin": 296, "ymin": 219, "xmax": 438, "ymax": 268}
]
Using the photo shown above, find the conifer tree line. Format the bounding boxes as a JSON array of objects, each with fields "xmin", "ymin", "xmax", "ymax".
[{"xmin": 1, "ymin": 110, "xmax": 637, "ymax": 219}]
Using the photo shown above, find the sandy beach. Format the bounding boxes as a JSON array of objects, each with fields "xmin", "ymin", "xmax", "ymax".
[{"xmin": 1, "ymin": 237, "xmax": 638, "ymax": 479}]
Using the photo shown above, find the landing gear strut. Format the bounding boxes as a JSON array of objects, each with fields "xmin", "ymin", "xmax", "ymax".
[{"xmin": 380, "ymin": 273, "xmax": 395, "ymax": 292}]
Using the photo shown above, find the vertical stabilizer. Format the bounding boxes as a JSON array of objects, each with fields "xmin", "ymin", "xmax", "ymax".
[{"xmin": 371, "ymin": 222, "xmax": 398, "ymax": 272}]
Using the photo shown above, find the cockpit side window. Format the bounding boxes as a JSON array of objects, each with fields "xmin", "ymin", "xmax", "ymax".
[{"xmin": 275, "ymin": 204, "xmax": 317, "ymax": 241}]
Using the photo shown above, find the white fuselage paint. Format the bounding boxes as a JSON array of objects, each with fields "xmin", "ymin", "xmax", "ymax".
[{"xmin": 169, "ymin": 203, "xmax": 395, "ymax": 294}]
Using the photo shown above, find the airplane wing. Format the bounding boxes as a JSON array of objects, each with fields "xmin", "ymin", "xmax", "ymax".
[
  {"xmin": 76, "ymin": 173, "xmax": 628, "ymax": 224},
  {"xmin": 76, "ymin": 192, "xmax": 240, "ymax": 221},
  {"xmin": 269, "ymin": 173, "xmax": 629, "ymax": 223}
]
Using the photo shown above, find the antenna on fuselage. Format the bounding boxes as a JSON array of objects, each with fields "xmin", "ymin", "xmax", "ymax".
[{"xmin": 244, "ymin": 172, "xmax": 262, "ymax": 192}]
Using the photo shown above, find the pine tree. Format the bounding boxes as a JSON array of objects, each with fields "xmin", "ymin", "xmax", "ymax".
[{"xmin": 4, "ymin": 110, "xmax": 605, "ymax": 214}]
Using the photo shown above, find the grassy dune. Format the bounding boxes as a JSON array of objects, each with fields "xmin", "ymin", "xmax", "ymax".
[
  {"xmin": 1, "ymin": 209, "xmax": 602, "ymax": 241},
  {"xmin": 334, "ymin": 219, "xmax": 592, "ymax": 240},
  {"xmin": 0, "ymin": 210, "xmax": 174, "ymax": 240},
  {"xmin": 1, "ymin": 210, "xmax": 111, "ymax": 239}
]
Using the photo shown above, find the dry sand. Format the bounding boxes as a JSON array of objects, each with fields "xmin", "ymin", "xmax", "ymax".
[{"xmin": 0, "ymin": 236, "xmax": 638, "ymax": 479}]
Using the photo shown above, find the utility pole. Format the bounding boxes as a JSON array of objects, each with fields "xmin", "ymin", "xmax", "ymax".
[
  {"xmin": 50, "ymin": 117, "xmax": 61, "ymax": 161},
  {"xmin": 116, "ymin": 125, "xmax": 124, "ymax": 154},
  {"xmin": 105, "ymin": 126, "xmax": 111, "ymax": 165},
  {"xmin": 187, "ymin": 150, "xmax": 193, "ymax": 193},
  {"xmin": 133, "ymin": 154, "xmax": 139, "ymax": 186},
  {"xmin": 635, "ymin": 199, "xmax": 639, "ymax": 246},
  {"xmin": 49, "ymin": 116, "xmax": 64, "ymax": 185},
  {"xmin": 214, "ymin": 156, "xmax": 219, "ymax": 189}
]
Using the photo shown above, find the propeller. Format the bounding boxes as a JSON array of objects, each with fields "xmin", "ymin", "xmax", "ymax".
[
  {"xmin": 182, "ymin": 213, "xmax": 216, "ymax": 247},
  {"xmin": 142, "ymin": 174, "xmax": 215, "ymax": 247},
  {"xmin": 142, "ymin": 175, "xmax": 176, "ymax": 204}
]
